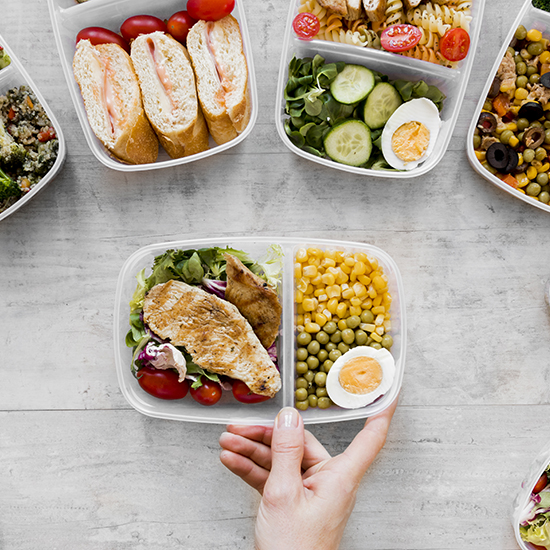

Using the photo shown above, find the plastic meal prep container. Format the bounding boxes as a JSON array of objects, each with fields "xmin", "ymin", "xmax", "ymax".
[
  {"xmin": 47, "ymin": 0, "xmax": 258, "ymax": 172},
  {"xmin": 0, "ymin": 34, "xmax": 66, "ymax": 223},
  {"xmin": 275, "ymin": 0, "xmax": 485, "ymax": 178},
  {"xmin": 114, "ymin": 236, "xmax": 406, "ymax": 425},
  {"xmin": 467, "ymin": 0, "xmax": 550, "ymax": 214},
  {"xmin": 511, "ymin": 440, "xmax": 550, "ymax": 550}
]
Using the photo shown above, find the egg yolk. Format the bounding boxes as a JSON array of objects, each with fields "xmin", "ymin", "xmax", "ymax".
[
  {"xmin": 338, "ymin": 357, "xmax": 383, "ymax": 395},
  {"xmin": 391, "ymin": 121, "xmax": 430, "ymax": 163}
]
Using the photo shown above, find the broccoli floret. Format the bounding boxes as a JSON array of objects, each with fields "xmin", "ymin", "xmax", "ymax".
[
  {"xmin": 0, "ymin": 118, "xmax": 26, "ymax": 166},
  {"xmin": 0, "ymin": 166, "xmax": 22, "ymax": 202},
  {"xmin": 533, "ymin": 0, "xmax": 550, "ymax": 11},
  {"xmin": 0, "ymin": 46, "xmax": 10, "ymax": 70}
]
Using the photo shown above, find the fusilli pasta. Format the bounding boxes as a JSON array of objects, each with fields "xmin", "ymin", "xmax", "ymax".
[
  {"xmin": 418, "ymin": 2, "xmax": 472, "ymax": 32},
  {"xmin": 385, "ymin": 0, "xmax": 405, "ymax": 26},
  {"xmin": 407, "ymin": 8, "xmax": 451, "ymax": 37}
]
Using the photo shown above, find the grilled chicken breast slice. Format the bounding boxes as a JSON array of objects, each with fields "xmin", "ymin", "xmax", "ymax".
[
  {"xmin": 143, "ymin": 279, "xmax": 281, "ymax": 397},
  {"xmin": 224, "ymin": 253, "xmax": 282, "ymax": 349}
]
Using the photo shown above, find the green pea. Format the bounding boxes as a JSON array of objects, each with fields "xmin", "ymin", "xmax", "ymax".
[
  {"xmin": 520, "ymin": 49, "xmax": 532, "ymax": 60},
  {"xmin": 337, "ymin": 342, "xmax": 350, "ymax": 354},
  {"xmin": 307, "ymin": 340, "xmax": 320, "ymax": 355},
  {"xmin": 473, "ymin": 134, "xmax": 482, "ymax": 149},
  {"xmin": 317, "ymin": 397, "xmax": 332, "ymax": 409},
  {"xmin": 515, "ymin": 25, "xmax": 527, "ymax": 40},
  {"xmin": 295, "ymin": 400, "xmax": 309, "ymax": 411},
  {"xmin": 342, "ymin": 328, "xmax": 355, "ymax": 344},
  {"xmin": 360, "ymin": 310, "xmax": 374, "ymax": 324},
  {"xmin": 536, "ymin": 147, "xmax": 548, "ymax": 161},
  {"xmin": 346, "ymin": 315, "xmax": 361, "ymax": 329},
  {"xmin": 316, "ymin": 387, "xmax": 328, "ymax": 398},
  {"xmin": 528, "ymin": 41, "xmax": 544, "ymax": 56},
  {"xmin": 526, "ymin": 65, "xmax": 538, "ymax": 77},
  {"xmin": 544, "ymin": 129, "xmax": 550, "ymax": 144},
  {"xmin": 482, "ymin": 161, "xmax": 498, "ymax": 175},
  {"xmin": 523, "ymin": 148, "xmax": 536, "ymax": 163},
  {"xmin": 297, "ymin": 331, "xmax": 311, "ymax": 346},
  {"xmin": 317, "ymin": 349, "xmax": 328, "ymax": 363},
  {"xmin": 537, "ymin": 172, "xmax": 549, "ymax": 186},
  {"xmin": 542, "ymin": 185, "xmax": 550, "ymax": 193},
  {"xmin": 526, "ymin": 182, "xmax": 542, "ymax": 196},
  {"xmin": 516, "ymin": 75, "xmax": 529, "ymax": 89},
  {"xmin": 516, "ymin": 61, "xmax": 527, "ymax": 74},
  {"xmin": 483, "ymin": 100, "xmax": 493, "ymax": 112},
  {"xmin": 295, "ymin": 388, "xmax": 308, "ymax": 401},
  {"xmin": 308, "ymin": 385, "xmax": 316, "ymax": 395},
  {"xmin": 531, "ymin": 73, "xmax": 541, "ymax": 85},
  {"xmin": 507, "ymin": 46, "xmax": 516, "ymax": 57},
  {"xmin": 500, "ymin": 130, "xmax": 514, "ymax": 145},
  {"xmin": 304, "ymin": 370, "xmax": 315, "ymax": 383},
  {"xmin": 314, "ymin": 371, "xmax": 327, "ymax": 387},
  {"xmin": 308, "ymin": 394, "xmax": 318, "ymax": 407},
  {"xmin": 330, "ymin": 330, "xmax": 342, "ymax": 343},
  {"xmin": 370, "ymin": 342, "xmax": 382, "ymax": 350},
  {"xmin": 325, "ymin": 342, "xmax": 337, "ymax": 352},
  {"xmin": 328, "ymin": 349, "xmax": 341, "ymax": 362},
  {"xmin": 539, "ymin": 191, "xmax": 550, "ymax": 203},
  {"xmin": 381, "ymin": 334, "xmax": 394, "ymax": 349},
  {"xmin": 316, "ymin": 330, "xmax": 329, "ymax": 345},
  {"xmin": 517, "ymin": 118, "xmax": 530, "ymax": 131},
  {"xmin": 296, "ymin": 361, "xmax": 309, "ymax": 374},
  {"xmin": 518, "ymin": 132, "xmax": 525, "ymax": 142},
  {"xmin": 532, "ymin": 121, "xmax": 543, "ymax": 129},
  {"xmin": 296, "ymin": 377, "xmax": 308, "ymax": 389},
  {"xmin": 323, "ymin": 321, "xmax": 337, "ymax": 334},
  {"xmin": 514, "ymin": 53, "xmax": 523, "ymax": 64},
  {"xmin": 306, "ymin": 356, "xmax": 319, "ymax": 370},
  {"xmin": 355, "ymin": 329, "xmax": 368, "ymax": 345},
  {"xmin": 296, "ymin": 347, "xmax": 308, "ymax": 361}
]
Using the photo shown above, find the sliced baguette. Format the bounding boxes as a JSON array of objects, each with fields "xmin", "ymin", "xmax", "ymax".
[
  {"xmin": 131, "ymin": 32, "xmax": 209, "ymax": 158},
  {"xmin": 345, "ymin": 0, "xmax": 363, "ymax": 20},
  {"xmin": 73, "ymin": 40, "xmax": 158, "ymax": 164},
  {"xmin": 186, "ymin": 15, "xmax": 250, "ymax": 145},
  {"xmin": 363, "ymin": 0, "xmax": 387, "ymax": 22}
]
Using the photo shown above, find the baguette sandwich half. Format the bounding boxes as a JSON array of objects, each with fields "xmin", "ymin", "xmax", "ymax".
[
  {"xmin": 186, "ymin": 15, "xmax": 250, "ymax": 145},
  {"xmin": 73, "ymin": 40, "xmax": 158, "ymax": 164},
  {"xmin": 131, "ymin": 32, "xmax": 209, "ymax": 158}
]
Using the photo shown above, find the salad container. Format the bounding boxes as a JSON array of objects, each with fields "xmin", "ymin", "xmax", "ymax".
[
  {"xmin": 467, "ymin": 0, "xmax": 550, "ymax": 214},
  {"xmin": 47, "ymin": 0, "xmax": 258, "ymax": 172},
  {"xmin": 0, "ymin": 33, "xmax": 66, "ymax": 222},
  {"xmin": 114, "ymin": 236, "xmax": 406, "ymax": 425},
  {"xmin": 275, "ymin": 0, "xmax": 486, "ymax": 178},
  {"xmin": 512, "ymin": 439, "xmax": 550, "ymax": 549}
]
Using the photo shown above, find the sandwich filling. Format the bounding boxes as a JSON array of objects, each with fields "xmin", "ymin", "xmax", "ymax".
[
  {"xmin": 146, "ymin": 37, "xmax": 175, "ymax": 118},
  {"xmin": 205, "ymin": 22, "xmax": 235, "ymax": 109}
]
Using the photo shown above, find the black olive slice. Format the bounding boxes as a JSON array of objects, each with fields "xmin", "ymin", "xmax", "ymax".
[
  {"xmin": 486, "ymin": 142, "xmax": 510, "ymax": 171},
  {"xmin": 504, "ymin": 146, "xmax": 519, "ymax": 173},
  {"xmin": 514, "ymin": 161, "xmax": 529, "ymax": 174},
  {"xmin": 488, "ymin": 77, "xmax": 501, "ymax": 98},
  {"xmin": 477, "ymin": 112, "xmax": 498, "ymax": 134},
  {"xmin": 523, "ymin": 126, "xmax": 545, "ymax": 149},
  {"xmin": 518, "ymin": 101, "xmax": 544, "ymax": 122},
  {"xmin": 540, "ymin": 72, "xmax": 550, "ymax": 89}
]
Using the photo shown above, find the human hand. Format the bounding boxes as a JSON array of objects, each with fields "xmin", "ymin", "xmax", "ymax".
[{"xmin": 219, "ymin": 397, "xmax": 398, "ymax": 550}]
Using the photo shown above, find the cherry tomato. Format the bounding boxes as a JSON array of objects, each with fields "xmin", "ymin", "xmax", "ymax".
[
  {"xmin": 533, "ymin": 473, "xmax": 548, "ymax": 493},
  {"xmin": 292, "ymin": 13, "xmax": 320, "ymax": 41},
  {"xmin": 166, "ymin": 11, "xmax": 197, "ymax": 44},
  {"xmin": 37, "ymin": 127, "xmax": 56, "ymax": 142},
  {"xmin": 120, "ymin": 15, "xmax": 167, "ymax": 42},
  {"xmin": 440, "ymin": 28, "xmax": 470, "ymax": 62},
  {"xmin": 190, "ymin": 379, "xmax": 223, "ymax": 406},
  {"xmin": 232, "ymin": 380, "xmax": 271, "ymax": 404},
  {"xmin": 76, "ymin": 27, "xmax": 130, "ymax": 53},
  {"xmin": 380, "ymin": 24, "xmax": 422, "ymax": 53},
  {"xmin": 187, "ymin": 0, "xmax": 235, "ymax": 22},
  {"xmin": 137, "ymin": 367, "xmax": 189, "ymax": 400}
]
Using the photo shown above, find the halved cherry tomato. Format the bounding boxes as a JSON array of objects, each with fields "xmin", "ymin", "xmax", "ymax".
[
  {"xmin": 120, "ymin": 15, "xmax": 167, "ymax": 42},
  {"xmin": 37, "ymin": 127, "xmax": 56, "ymax": 142},
  {"xmin": 187, "ymin": 0, "xmax": 235, "ymax": 21},
  {"xmin": 533, "ymin": 473, "xmax": 548, "ymax": 493},
  {"xmin": 166, "ymin": 11, "xmax": 197, "ymax": 44},
  {"xmin": 380, "ymin": 24, "xmax": 422, "ymax": 52},
  {"xmin": 137, "ymin": 367, "xmax": 189, "ymax": 400},
  {"xmin": 440, "ymin": 28, "xmax": 470, "ymax": 62},
  {"xmin": 232, "ymin": 380, "xmax": 271, "ymax": 404},
  {"xmin": 190, "ymin": 379, "xmax": 223, "ymax": 406},
  {"xmin": 292, "ymin": 13, "xmax": 320, "ymax": 41},
  {"xmin": 76, "ymin": 27, "xmax": 130, "ymax": 53}
]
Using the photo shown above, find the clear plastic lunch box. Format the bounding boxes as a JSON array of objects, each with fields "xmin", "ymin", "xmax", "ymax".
[
  {"xmin": 0, "ymin": 34, "xmax": 66, "ymax": 223},
  {"xmin": 511, "ymin": 440, "xmax": 550, "ymax": 550},
  {"xmin": 466, "ymin": 0, "xmax": 550, "ymax": 214},
  {"xmin": 114, "ymin": 236, "xmax": 406, "ymax": 425},
  {"xmin": 47, "ymin": 0, "xmax": 258, "ymax": 172},
  {"xmin": 275, "ymin": 0, "xmax": 486, "ymax": 179}
]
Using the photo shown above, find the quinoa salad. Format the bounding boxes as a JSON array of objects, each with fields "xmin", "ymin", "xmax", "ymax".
[{"xmin": 0, "ymin": 85, "xmax": 59, "ymax": 214}]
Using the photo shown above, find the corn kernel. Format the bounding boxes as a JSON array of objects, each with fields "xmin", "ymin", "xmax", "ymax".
[
  {"xmin": 349, "ymin": 272, "xmax": 357, "ymax": 283},
  {"xmin": 296, "ymin": 325, "xmax": 305, "ymax": 333},
  {"xmin": 295, "ymin": 290, "xmax": 304, "ymax": 304},
  {"xmin": 372, "ymin": 305, "xmax": 385, "ymax": 315},
  {"xmin": 509, "ymin": 105, "xmax": 521, "ymax": 115},
  {"xmin": 336, "ymin": 302, "xmax": 348, "ymax": 318},
  {"xmin": 368, "ymin": 285, "xmax": 377, "ymax": 299},
  {"xmin": 357, "ymin": 274, "xmax": 371, "ymax": 285},
  {"xmin": 353, "ymin": 282, "xmax": 367, "ymax": 297},
  {"xmin": 322, "ymin": 308, "xmax": 331, "ymax": 319},
  {"xmin": 296, "ymin": 314, "xmax": 304, "ymax": 325},
  {"xmin": 315, "ymin": 313, "xmax": 328, "ymax": 327},
  {"xmin": 475, "ymin": 150, "xmax": 487, "ymax": 161},
  {"xmin": 305, "ymin": 322, "xmax": 320, "ymax": 333},
  {"xmin": 335, "ymin": 270, "xmax": 348, "ymax": 284},
  {"xmin": 372, "ymin": 275, "xmax": 387, "ymax": 292},
  {"xmin": 508, "ymin": 136, "xmax": 520, "ymax": 148},
  {"xmin": 296, "ymin": 248, "xmax": 308, "ymax": 262},
  {"xmin": 517, "ymin": 153, "xmax": 524, "ymax": 165},
  {"xmin": 375, "ymin": 314, "xmax": 385, "ymax": 326},
  {"xmin": 538, "ymin": 162, "xmax": 550, "ymax": 173},
  {"xmin": 304, "ymin": 313, "xmax": 312, "ymax": 324},
  {"xmin": 383, "ymin": 320, "xmax": 392, "ymax": 332},
  {"xmin": 516, "ymin": 172, "xmax": 529, "ymax": 187},
  {"xmin": 307, "ymin": 247, "xmax": 322, "ymax": 258},
  {"xmin": 541, "ymin": 50, "xmax": 550, "ymax": 64},
  {"xmin": 321, "ymin": 257, "xmax": 336, "ymax": 268},
  {"xmin": 303, "ymin": 265, "xmax": 318, "ymax": 278},
  {"xmin": 342, "ymin": 288, "xmax": 355, "ymax": 300},
  {"xmin": 375, "ymin": 326, "xmax": 385, "ymax": 335},
  {"xmin": 344, "ymin": 256, "xmax": 355, "ymax": 267},
  {"xmin": 308, "ymin": 257, "xmax": 320, "ymax": 267},
  {"xmin": 370, "ymin": 332, "xmax": 383, "ymax": 343},
  {"xmin": 527, "ymin": 29, "xmax": 543, "ymax": 42},
  {"xmin": 302, "ymin": 298, "xmax": 316, "ymax": 312},
  {"xmin": 317, "ymin": 294, "xmax": 328, "ymax": 303},
  {"xmin": 383, "ymin": 293, "xmax": 392, "ymax": 307},
  {"xmin": 505, "ymin": 122, "xmax": 518, "ymax": 132},
  {"xmin": 314, "ymin": 288, "xmax": 325, "ymax": 297},
  {"xmin": 500, "ymin": 83, "xmax": 513, "ymax": 93},
  {"xmin": 361, "ymin": 298, "xmax": 373, "ymax": 309},
  {"xmin": 327, "ymin": 298, "xmax": 339, "ymax": 314},
  {"xmin": 361, "ymin": 323, "xmax": 376, "ymax": 333},
  {"xmin": 326, "ymin": 285, "xmax": 341, "ymax": 299},
  {"xmin": 340, "ymin": 263, "xmax": 352, "ymax": 274},
  {"xmin": 338, "ymin": 319, "xmax": 348, "ymax": 330},
  {"xmin": 350, "ymin": 297, "xmax": 362, "ymax": 307},
  {"xmin": 349, "ymin": 306, "xmax": 362, "ymax": 316},
  {"xmin": 515, "ymin": 88, "xmax": 529, "ymax": 100},
  {"xmin": 296, "ymin": 303, "xmax": 305, "ymax": 315},
  {"xmin": 527, "ymin": 166, "xmax": 538, "ymax": 180},
  {"xmin": 372, "ymin": 295, "xmax": 383, "ymax": 307},
  {"xmin": 321, "ymin": 272, "xmax": 336, "ymax": 285}
]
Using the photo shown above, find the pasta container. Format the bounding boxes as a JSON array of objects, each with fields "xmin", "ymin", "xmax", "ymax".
[
  {"xmin": 466, "ymin": 0, "xmax": 550, "ymax": 214},
  {"xmin": 276, "ymin": 0, "xmax": 485, "ymax": 178},
  {"xmin": 511, "ymin": 440, "xmax": 550, "ymax": 550},
  {"xmin": 114, "ymin": 236, "xmax": 406, "ymax": 425},
  {"xmin": 0, "ymin": 34, "xmax": 66, "ymax": 223},
  {"xmin": 47, "ymin": 0, "xmax": 258, "ymax": 172}
]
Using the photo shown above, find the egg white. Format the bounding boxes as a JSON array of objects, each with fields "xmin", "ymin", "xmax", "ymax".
[
  {"xmin": 326, "ymin": 346, "xmax": 396, "ymax": 409},
  {"xmin": 381, "ymin": 98, "xmax": 441, "ymax": 171}
]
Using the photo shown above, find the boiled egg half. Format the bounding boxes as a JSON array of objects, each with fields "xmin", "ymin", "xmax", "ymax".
[
  {"xmin": 381, "ymin": 98, "xmax": 441, "ymax": 170},
  {"xmin": 326, "ymin": 346, "xmax": 396, "ymax": 409}
]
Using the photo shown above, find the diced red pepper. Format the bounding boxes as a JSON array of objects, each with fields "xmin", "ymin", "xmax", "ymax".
[{"xmin": 37, "ymin": 127, "xmax": 56, "ymax": 142}]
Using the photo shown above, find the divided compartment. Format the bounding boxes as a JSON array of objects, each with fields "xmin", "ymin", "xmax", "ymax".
[
  {"xmin": 275, "ymin": 0, "xmax": 486, "ymax": 178},
  {"xmin": 466, "ymin": 0, "xmax": 550, "ymax": 214},
  {"xmin": 0, "ymin": 34, "xmax": 66, "ymax": 222},
  {"xmin": 47, "ymin": 0, "xmax": 258, "ymax": 172},
  {"xmin": 114, "ymin": 236, "xmax": 405, "ymax": 425}
]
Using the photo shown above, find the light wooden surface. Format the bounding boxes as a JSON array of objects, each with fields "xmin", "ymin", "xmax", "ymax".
[{"xmin": 1, "ymin": 0, "xmax": 550, "ymax": 548}]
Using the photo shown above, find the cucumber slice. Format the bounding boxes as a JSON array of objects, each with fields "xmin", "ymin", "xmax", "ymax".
[
  {"xmin": 330, "ymin": 64, "xmax": 375, "ymax": 105},
  {"xmin": 363, "ymin": 82, "xmax": 403, "ymax": 129},
  {"xmin": 323, "ymin": 120, "xmax": 372, "ymax": 166}
]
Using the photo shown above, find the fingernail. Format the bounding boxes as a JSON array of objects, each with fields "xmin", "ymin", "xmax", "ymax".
[{"xmin": 276, "ymin": 407, "xmax": 299, "ymax": 429}]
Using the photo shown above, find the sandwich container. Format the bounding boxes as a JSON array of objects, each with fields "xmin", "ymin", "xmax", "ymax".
[
  {"xmin": 0, "ymin": 34, "xmax": 66, "ymax": 223},
  {"xmin": 47, "ymin": 0, "xmax": 258, "ymax": 172},
  {"xmin": 467, "ymin": 0, "xmax": 550, "ymax": 214},
  {"xmin": 114, "ymin": 236, "xmax": 406, "ymax": 425},
  {"xmin": 275, "ymin": 0, "xmax": 486, "ymax": 179}
]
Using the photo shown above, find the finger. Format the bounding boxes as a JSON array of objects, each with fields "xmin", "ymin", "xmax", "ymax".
[
  {"xmin": 219, "ymin": 431, "xmax": 272, "ymax": 471},
  {"xmin": 226, "ymin": 424, "xmax": 273, "ymax": 446},
  {"xmin": 219, "ymin": 449, "xmax": 269, "ymax": 494},
  {"xmin": 263, "ymin": 407, "xmax": 305, "ymax": 503},
  {"xmin": 343, "ymin": 395, "xmax": 399, "ymax": 484},
  {"xmin": 302, "ymin": 429, "xmax": 331, "ymax": 470}
]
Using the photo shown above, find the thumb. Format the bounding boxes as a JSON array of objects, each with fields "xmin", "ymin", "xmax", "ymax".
[{"xmin": 264, "ymin": 407, "xmax": 305, "ymax": 502}]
